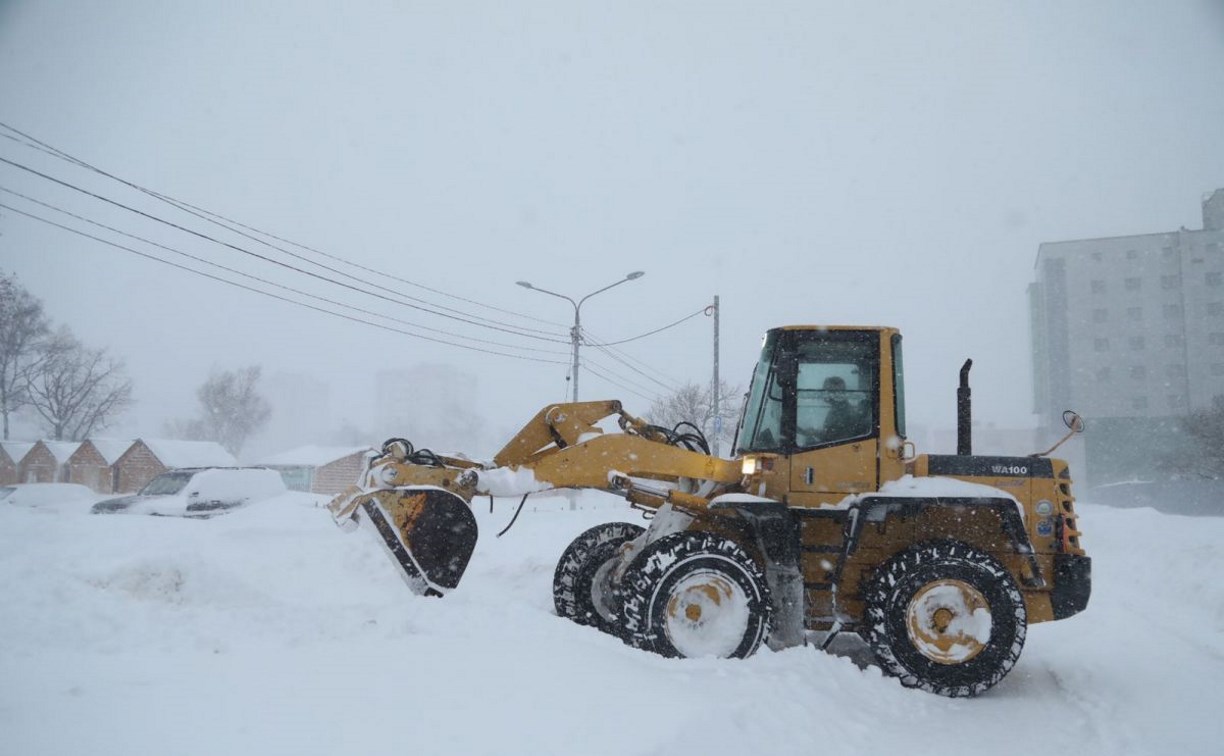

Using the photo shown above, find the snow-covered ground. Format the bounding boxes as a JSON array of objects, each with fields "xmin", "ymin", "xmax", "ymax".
[{"xmin": 2, "ymin": 490, "xmax": 1220, "ymax": 756}]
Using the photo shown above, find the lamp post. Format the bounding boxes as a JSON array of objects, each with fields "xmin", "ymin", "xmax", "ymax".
[{"xmin": 517, "ymin": 271, "xmax": 645, "ymax": 402}]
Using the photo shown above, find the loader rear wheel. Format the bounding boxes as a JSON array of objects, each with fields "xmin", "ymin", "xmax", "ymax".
[
  {"xmin": 863, "ymin": 540, "xmax": 1026, "ymax": 697},
  {"xmin": 553, "ymin": 522, "xmax": 644, "ymax": 633},
  {"xmin": 620, "ymin": 532, "xmax": 770, "ymax": 659}
]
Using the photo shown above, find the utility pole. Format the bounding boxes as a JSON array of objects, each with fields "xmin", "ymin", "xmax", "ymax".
[{"xmin": 711, "ymin": 295, "xmax": 721, "ymax": 457}]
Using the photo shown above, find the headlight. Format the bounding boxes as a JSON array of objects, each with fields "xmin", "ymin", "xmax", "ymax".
[{"xmin": 741, "ymin": 457, "xmax": 758, "ymax": 476}]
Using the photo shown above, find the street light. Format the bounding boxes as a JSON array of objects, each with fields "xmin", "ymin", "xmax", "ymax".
[{"xmin": 517, "ymin": 271, "xmax": 645, "ymax": 402}]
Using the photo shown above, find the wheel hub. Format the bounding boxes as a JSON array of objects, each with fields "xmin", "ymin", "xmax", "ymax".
[
  {"xmin": 905, "ymin": 579, "xmax": 993, "ymax": 665},
  {"xmin": 663, "ymin": 571, "xmax": 751, "ymax": 658},
  {"xmin": 589, "ymin": 552, "xmax": 622, "ymax": 624}
]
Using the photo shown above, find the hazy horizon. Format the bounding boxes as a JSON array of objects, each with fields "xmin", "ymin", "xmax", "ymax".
[{"xmin": 3, "ymin": 1, "xmax": 1223, "ymax": 460}]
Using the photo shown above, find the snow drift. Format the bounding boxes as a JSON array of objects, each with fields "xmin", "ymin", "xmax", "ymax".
[{"xmin": 1, "ymin": 492, "xmax": 1220, "ymax": 755}]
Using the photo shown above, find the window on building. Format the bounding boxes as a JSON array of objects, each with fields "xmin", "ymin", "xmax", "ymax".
[
  {"xmin": 1094, "ymin": 338, "xmax": 1109, "ymax": 352},
  {"xmin": 1125, "ymin": 277, "xmax": 1141, "ymax": 291},
  {"xmin": 1210, "ymin": 333, "xmax": 1224, "ymax": 346},
  {"xmin": 1095, "ymin": 367, "xmax": 1112, "ymax": 381},
  {"xmin": 1127, "ymin": 306, "xmax": 1142, "ymax": 320},
  {"xmin": 1163, "ymin": 304, "xmax": 1182, "ymax": 319},
  {"xmin": 1091, "ymin": 252, "xmax": 1103, "ymax": 262},
  {"xmin": 1165, "ymin": 333, "xmax": 1185, "ymax": 347},
  {"xmin": 1168, "ymin": 395, "xmax": 1187, "ymax": 410},
  {"xmin": 1162, "ymin": 246, "xmax": 1176, "ymax": 260},
  {"xmin": 1129, "ymin": 365, "xmax": 1147, "ymax": 379},
  {"xmin": 1091, "ymin": 280, "xmax": 1106, "ymax": 294},
  {"xmin": 1161, "ymin": 275, "xmax": 1180, "ymax": 290},
  {"xmin": 1212, "ymin": 364, "xmax": 1224, "ymax": 376},
  {"xmin": 1127, "ymin": 249, "xmax": 1139, "ymax": 260},
  {"xmin": 1128, "ymin": 336, "xmax": 1145, "ymax": 350},
  {"xmin": 1092, "ymin": 308, "xmax": 1108, "ymax": 323},
  {"xmin": 1208, "ymin": 272, "xmax": 1223, "ymax": 287},
  {"xmin": 1132, "ymin": 396, "xmax": 1148, "ymax": 411},
  {"xmin": 1209, "ymin": 302, "xmax": 1224, "ymax": 316},
  {"xmin": 1165, "ymin": 364, "xmax": 1185, "ymax": 378}
]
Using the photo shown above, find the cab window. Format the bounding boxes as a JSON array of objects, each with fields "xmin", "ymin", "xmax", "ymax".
[
  {"xmin": 735, "ymin": 331, "xmax": 784, "ymax": 452},
  {"xmin": 793, "ymin": 334, "xmax": 877, "ymax": 448}
]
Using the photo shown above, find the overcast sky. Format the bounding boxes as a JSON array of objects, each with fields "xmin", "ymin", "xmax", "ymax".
[{"xmin": 2, "ymin": 1, "xmax": 1223, "ymax": 457}]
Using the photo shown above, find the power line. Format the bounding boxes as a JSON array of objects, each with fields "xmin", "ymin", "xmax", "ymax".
[
  {"xmin": 585, "ymin": 339, "xmax": 685, "ymax": 395},
  {"xmin": 0, "ymin": 120, "xmax": 570, "ymax": 333},
  {"xmin": 0, "ymin": 186, "xmax": 570, "ymax": 358},
  {"xmin": 585, "ymin": 307, "xmax": 706, "ymax": 347},
  {"xmin": 581, "ymin": 355, "xmax": 669, "ymax": 402},
  {"xmin": 584, "ymin": 335, "xmax": 684, "ymax": 394},
  {"xmin": 0, "ymin": 155, "xmax": 571, "ymax": 345},
  {"xmin": 578, "ymin": 307, "xmax": 712, "ymax": 394},
  {"xmin": 0, "ymin": 201, "xmax": 570, "ymax": 365},
  {"xmin": 581, "ymin": 362, "xmax": 659, "ymax": 405},
  {"xmin": 0, "ymin": 123, "xmax": 718, "ymax": 389}
]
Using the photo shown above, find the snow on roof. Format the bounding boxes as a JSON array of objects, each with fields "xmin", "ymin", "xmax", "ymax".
[
  {"xmin": 0, "ymin": 441, "xmax": 35, "ymax": 462},
  {"xmin": 255, "ymin": 445, "xmax": 374, "ymax": 467},
  {"xmin": 40, "ymin": 441, "xmax": 81, "ymax": 464},
  {"xmin": 86, "ymin": 439, "xmax": 136, "ymax": 464},
  {"xmin": 139, "ymin": 439, "xmax": 236, "ymax": 468}
]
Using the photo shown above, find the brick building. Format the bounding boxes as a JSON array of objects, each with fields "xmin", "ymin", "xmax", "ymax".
[
  {"xmin": 255, "ymin": 445, "xmax": 374, "ymax": 495},
  {"xmin": 0, "ymin": 442, "xmax": 33, "ymax": 485},
  {"xmin": 66, "ymin": 439, "xmax": 134, "ymax": 494},
  {"xmin": 18, "ymin": 441, "xmax": 81, "ymax": 484},
  {"xmin": 111, "ymin": 439, "xmax": 236, "ymax": 493}
]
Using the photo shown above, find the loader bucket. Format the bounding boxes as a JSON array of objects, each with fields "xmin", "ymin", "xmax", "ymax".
[{"xmin": 352, "ymin": 488, "xmax": 478, "ymax": 596}]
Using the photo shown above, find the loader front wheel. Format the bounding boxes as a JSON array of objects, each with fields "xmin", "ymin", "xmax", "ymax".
[
  {"xmin": 863, "ymin": 540, "xmax": 1026, "ymax": 697},
  {"xmin": 553, "ymin": 522, "xmax": 644, "ymax": 632},
  {"xmin": 620, "ymin": 532, "xmax": 770, "ymax": 659}
]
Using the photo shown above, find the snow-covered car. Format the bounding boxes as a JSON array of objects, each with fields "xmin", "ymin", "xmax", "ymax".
[
  {"xmin": 90, "ymin": 467, "xmax": 287, "ymax": 517},
  {"xmin": 0, "ymin": 482, "xmax": 99, "ymax": 511}
]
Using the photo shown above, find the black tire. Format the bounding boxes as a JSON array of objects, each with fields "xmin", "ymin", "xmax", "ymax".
[
  {"xmin": 553, "ymin": 522, "xmax": 645, "ymax": 632},
  {"xmin": 863, "ymin": 540, "xmax": 1027, "ymax": 697},
  {"xmin": 620, "ymin": 531, "xmax": 771, "ymax": 659}
]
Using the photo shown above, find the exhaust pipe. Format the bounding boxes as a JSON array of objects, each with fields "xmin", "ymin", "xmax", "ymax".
[{"xmin": 957, "ymin": 359, "xmax": 972, "ymax": 456}]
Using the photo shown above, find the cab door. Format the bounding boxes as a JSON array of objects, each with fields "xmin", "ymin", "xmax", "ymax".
[{"xmin": 783, "ymin": 332, "xmax": 880, "ymax": 507}]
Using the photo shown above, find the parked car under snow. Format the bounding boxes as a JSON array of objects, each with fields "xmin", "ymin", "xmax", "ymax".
[
  {"xmin": 0, "ymin": 483, "xmax": 99, "ymax": 511},
  {"xmin": 90, "ymin": 467, "xmax": 286, "ymax": 517}
]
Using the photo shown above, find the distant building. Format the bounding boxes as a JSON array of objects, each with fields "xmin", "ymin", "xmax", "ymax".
[
  {"xmin": 18, "ymin": 440, "xmax": 81, "ymax": 483},
  {"xmin": 66, "ymin": 439, "xmax": 134, "ymax": 493},
  {"xmin": 111, "ymin": 439, "xmax": 236, "ymax": 493},
  {"xmin": 1030, "ymin": 189, "xmax": 1224, "ymax": 484},
  {"xmin": 255, "ymin": 445, "xmax": 374, "ymax": 494},
  {"xmin": 0, "ymin": 441, "xmax": 34, "ymax": 485}
]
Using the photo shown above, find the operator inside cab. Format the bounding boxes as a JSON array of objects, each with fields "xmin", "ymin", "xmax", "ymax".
[
  {"xmin": 800, "ymin": 375, "xmax": 869, "ymax": 445},
  {"xmin": 739, "ymin": 329, "xmax": 877, "ymax": 453}
]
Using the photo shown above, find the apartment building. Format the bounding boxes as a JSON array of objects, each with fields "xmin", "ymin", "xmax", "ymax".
[{"xmin": 1030, "ymin": 189, "xmax": 1224, "ymax": 484}]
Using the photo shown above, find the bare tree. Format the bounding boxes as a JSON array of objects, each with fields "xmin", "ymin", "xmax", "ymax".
[
  {"xmin": 0, "ymin": 272, "xmax": 50, "ymax": 438},
  {"xmin": 25, "ymin": 327, "xmax": 133, "ymax": 440},
  {"xmin": 175, "ymin": 366, "xmax": 271, "ymax": 455},
  {"xmin": 647, "ymin": 380, "xmax": 744, "ymax": 455}
]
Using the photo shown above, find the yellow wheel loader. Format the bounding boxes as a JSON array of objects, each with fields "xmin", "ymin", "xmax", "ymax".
[{"xmin": 327, "ymin": 326, "xmax": 1091, "ymax": 697}]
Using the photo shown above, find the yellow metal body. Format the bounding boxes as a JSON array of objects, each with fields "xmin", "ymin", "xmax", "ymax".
[{"xmin": 329, "ymin": 324, "xmax": 1088, "ymax": 634}]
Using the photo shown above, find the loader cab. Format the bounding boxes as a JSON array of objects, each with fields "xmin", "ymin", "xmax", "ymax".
[{"xmin": 734, "ymin": 326, "xmax": 907, "ymax": 506}]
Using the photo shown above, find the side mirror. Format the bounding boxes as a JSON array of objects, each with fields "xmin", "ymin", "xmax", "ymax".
[
  {"xmin": 1032, "ymin": 409, "xmax": 1085, "ymax": 457},
  {"xmin": 1063, "ymin": 410, "xmax": 1085, "ymax": 433}
]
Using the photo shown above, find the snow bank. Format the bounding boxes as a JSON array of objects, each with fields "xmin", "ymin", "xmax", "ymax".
[{"xmin": 0, "ymin": 493, "xmax": 1221, "ymax": 755}]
